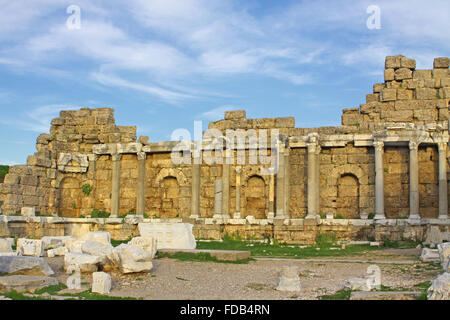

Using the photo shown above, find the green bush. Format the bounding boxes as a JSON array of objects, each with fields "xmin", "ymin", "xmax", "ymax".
[
  {"xmin": 90, "ymin": 209, "xmax": 110, "ymax": 218},
  {"xmin": 82, "ymin": 184, "xmax": 93, "ymax": 196},
  {"xmin": 0, "ymin": 165, "xmax": 9, "ymax": 183}
]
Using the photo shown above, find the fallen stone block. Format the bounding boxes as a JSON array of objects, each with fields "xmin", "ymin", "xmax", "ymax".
[
  {"xmin": 420, "ymin": 248, "xmax": 440, "ymax": 263},
  {"xmin": 437, "ymin": 242, "xmax": 450, "ymax": 270},
  {"xmin": 17, "ymin": 238, "xmax": 44, "ymax": 257},
  {"xmin": 92, "ymin": 272, "xmax": 112, "ymax": 294},
  {"xmin": 138, "ymin": 223, "xmax": 196, "ymax": 250},
  {"xmin": 0, "ymin": 252, "xmax": 18, "ymax": 257},
  {"xmin": 113, "ymin": 244, "xmax": 153, "ymax": 274},
  {"xmin": 277, "ymin": 266, "xmax": 301, "ymax": 292},
  {"xmin": 64, "ymin": 253, "xmax": 103, "ymax": 273},
  {"xmin": 0, "ymin": 256, "xmax": 54, "ymax": 276},
  {"xmin": 47, "ymin": 246, "xmax": 68, "ymax": 258},
  {"xmin": 81, "ymin": 240, "xmax": 115, "ymax": 266},
  {"xmin": 79, "ymin": 232, "xmax": 111, "ymax": 245},
  {"xmin": 129, "ymin": 237, "xmax": 157, "ymax": 259},
  {"xmin": 0, "ymin": 275, "xmax": 58, "ymax": 293},
  {"xmin": 0, "ymin": 239, "xmax": 12, "ymax": 252},
  {"xmin": 41, "ymin": 236, "xmax": 74, "ymax": 250},
  {"xmin": 65, "ymin": 239, "xmax": 86, "ymax": 253},
  {"xmin": 427, "ymin": 272, "xmax": 450, "ymax": 300},
  {"xmin": 345, "ymin": 278, "xmax": 370, "ymax": 291}
]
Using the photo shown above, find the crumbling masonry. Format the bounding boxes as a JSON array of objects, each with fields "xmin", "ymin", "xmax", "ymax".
[{"xmin": 0, "ymin": 55, "xmax": 449, "ymax": 243}]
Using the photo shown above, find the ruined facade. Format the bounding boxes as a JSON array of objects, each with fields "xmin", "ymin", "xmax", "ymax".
[{"xmin": 0, "ymin": 55, "xmax": 449, "ymax": 243}]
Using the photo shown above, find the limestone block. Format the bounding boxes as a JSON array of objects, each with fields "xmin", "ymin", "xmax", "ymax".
[
  {"xmin": 381, "ymin": 88, "xmax": 397, "ymax": 101},
  {"xmin": 66, "ymin": 265, "xmax": 81, "ymax": 290},
  {"xmin": 65, "ymin": 239, "xmax": 86, "ymax": 253},
  {"xmin": 415, "ymin": 88, "xmax": 437, "ymax": 100},
  {"xmin": 0, "ymin": 239, "xmax": 12, "ymax": 253},
  {"xmin": 47, "ymin": 246, "xmax": 68, "ymax": 258},
  {"xmin": 79, "ymin": 231, "xmax": 111, "ymax": 245},
  {"xmin": 92, "ymin": 272, "xmax": 112, "ymax": 294},
  {"xmin": 128, "ymin": 236, "xmax": 158, "ymax": 259},
  {"xmin": 384, "ymin": 69, "xmax": 394, "ymax": 81},
  {"xmin": 21, "ymin": 207, "xmax": 35, "ymax": 217},
  {"xmin": 437, "ymin": 243, "xmax": 450, "ymax": 270},
  {"xmin": 138, "ymin": 223, "xmax": 196, "ymax": 250},
  {"xmin": 64, "ymin": 253, "xmax": 102, "ymax": 273},
  {"xmin": 81, "ymin": 240, "xmax": 115, "ymax": 266},
  {"xmin": 439, "ymin": 87, "xmax": 450, "ymax": 99},
  {"xmin": 277, "ymin": 266, "xmax": 301, "ymax": 291},
  {"xmin": 0, "ymin": 256, "xmax": 54, "ymax": 276},
  {"xmin": 396, "ymin": 89, "xmax": 413, "ymax": 100},
  {"xmin": 225, "ymin": 110, "xmax": 246, "ymax": 120},
  {"xmin": 275, "ymin": 117, "xmax": 295, "ymax": 128},
  {"xmin": 0, "ymin": 275, "xmax": 58, "ymax": 293},
  {"xmin": 113, "ymin": 244, "xmax": 153, "ymax": 274},
  {"xmin": 41, "ymin": 236, "xmax": 74, "ymax": 250},
  {"xmin": 400, "ymin": 57, "xmax": 416, "ymax": 69},
  {"xmin": 366, "ymin": 265, "xmax": 381, "ymax": 290},
  {"xmin": 17, "ymin": 238, "xmax": 44, "ymax": 257},
  {"xmin": 385, "ymin": 55, "xmax": 403, "ymax": 69},
  {"xmin": 373, "ymin": 83, "xmax": 384, "ymax": 93},
  {"xmin": 420, "ymin": 248, "xmax": 440, "ymax": 262},
  {"xmin": 433, "ymin": 57, "xmax": 449, "ymax": 69},
  {"xmin": 0, "ymin": 252, "xmax": 17, "ymax": 257},
  {"xmin": 427, "ymin": 272, "xmax": 450, "ymax": 300},
  {"xmin": 395, "ymin": 68, "xmax": 412, "ymax": 80},
  {"xmin": 413, "ymin": 70, "xmax": 432, "ymax": 80},
  {"xmin": 345, "ymin": 278, "xmax": 370, "ymax": 291}
]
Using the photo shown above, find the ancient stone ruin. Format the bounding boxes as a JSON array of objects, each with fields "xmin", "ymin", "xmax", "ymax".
[{"xmin": 0, "ymin": 55, "xmax": 448, "ymax": 244}]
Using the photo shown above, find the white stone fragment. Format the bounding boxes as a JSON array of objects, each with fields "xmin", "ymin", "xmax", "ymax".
[
  {"xmin": 138, "ymin": 223, "xmax": 196, "ymax": 250},
  {"xmin": 21, "ymin": 207, "xmax": 35, "ymax": 217},
  {"xmin": 113, "ymin": 244, "xmax": 153, "ymax": 274},
  {"xmin": 16, "ymin": 238, "xmax": 44, "ymax": 257},
  {"xmin": 66, "ymin": 265, "xmax": 81, "ymax": 290},
  {"xmin": 81, "ymin": 240, "xmax": 115, "ymax": 266},
  {"xmin": 437, "ymin": 242, "xmax": 450, "ymax": 270},
  {"xmin": 0, "ymin": 239, "xmax": 12, "ymax": 252},
  {"xmin": 47, "ymin": 246, "xmax": 68, "ymax": 258},
  {"xmin": 427, "ymin": 272, "xmax": 450, "ymax": 300},
  {"xmin": 92, "ymin": 272, "xmax": 112, "ymax": 294},
  {"xmin": 65, "ymin": 239, "xmax": 86, "ymax": 253},
  {"xmin": 420, "ymin": 248, "xmax": 441, "ymax": 262},
  {"xmin": 79, "ymin": 232, "xmax": 111, "ymax": 245},
  {"xmin": 277, "ymin": 266, "xmax": 301, "ymax": 291},
  {"xmin": 64, "ymin": 253, "xmax": 102, "ymax": 273},
  {"xmin": 41, "ymin": 236, "xmax": 74, "ymax": 250},
  {"xmin": 128, "ymin": 236, "xmax": 157, "ymax": 258}
]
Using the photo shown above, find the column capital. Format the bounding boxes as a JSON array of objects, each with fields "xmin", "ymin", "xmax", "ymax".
[
  {"xmin": 437, "ymin": 142, "xmax": 448, "ymax": 152},
  {"xmin": 235, "ymin": 166, "xmax": 242, "ymax": 174},
  {"xmin": 137, "ymin": 152, "xmax": 146, "ymax": 161},
  {"xmin": 373, "ymin": 141, "xmax": 384, "ymax": 152},
  {"xmin": 409, "ymin": 140, "xmax": 419, "ymax": 150},
  {"xmin": 111, "ymin": 153, "xmax": 121, "ymax": 161},
  {"xmin": 307, "ymin": 142, "xmax": 319, "ymax": 153}
]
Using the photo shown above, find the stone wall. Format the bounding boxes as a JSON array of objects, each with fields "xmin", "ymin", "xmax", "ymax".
[{"xmin": 0, "ymin": 55, "xmax": 448, "ymax": 243}]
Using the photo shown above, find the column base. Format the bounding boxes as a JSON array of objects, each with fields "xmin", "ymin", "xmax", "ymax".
[
  {"xmin": 189, "ymin": 214, "xmax": 199, "ymax": 219},
  {"xmin": 305, "ymin": 214, "xmax": 318, "ymax": 219},
  {"xmin": 213, "ymin": 214, "xmax": 231, "ymax": 219},
  {"xmin": 373, "ymin": 214, "xmax": 386, "ymax": 220},
  {"xmin": 110, "ymin": 214, "xmax": 119, "ymax": 218},
  {"xmin": 438, "ymin": 215, "xmax": 448, "ymax": 220},
  {"xmin": 267, "ymin": 212, "xmax": 275, "ymax": 219},
  {"xmin": 233, "ymin": 212, "xmax": 241, "ymax": 219},
  {"xmin": 274, "ymin": 215, "xmax": 289, "ymax": 220},
  {"xmin": 409, "ymin": 215, "xmax": 421, "ymax": 220}
]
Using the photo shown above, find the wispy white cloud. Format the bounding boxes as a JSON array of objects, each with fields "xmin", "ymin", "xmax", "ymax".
[{"xmin": 197, "ymin": 105, "xmax": 239, "ymax": 121}]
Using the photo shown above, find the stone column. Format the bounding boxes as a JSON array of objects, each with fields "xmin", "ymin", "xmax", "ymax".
[
  {"xmin": 306, "ymin": 141, "xmax": 318, "ymax": 218},
  {"xmin": 374, "ymin": 141, "xmax": 385, "ymax": 219},
  {"xmin": 136, "ymin": 152, "xmax": 146, "ymax": 216},
  {"xmin": 268, "ymin": 173, "xmax": 275, "ymax": 219},
  {"xmin": 283, "ymin": 148, "xmax": 290, "ymax": 218},
  {"xmin": 222, "ymin": 155, "xmax": 231, "ymax": 219},
  {"xmin": 275, "ymin": 143, "xmax": 287, "ymax": 218},
  {"xmin": 234, "ymin": 166, "xmax": 241, "ymax": 219},
  {"xmin": 190, "ymin": 154, "xmax": 201, "ymax": 218},
  {"xmin": 111, "ymin": 153, "xmax": 121, "ymax": 217},
  {"xmin": 213, "ymin": 179, "xmax": 223, "ymax": 218},
  {"xmin": 438, "ymin": 142, "xmax": 448, "ymax": 219},
  {"xmin": 314, "ymin": 145, "xmax": 321, "ymax": 216},
  {"xmin": 409, "ymin": 140, "xmax": 420, "ymax": 219}
]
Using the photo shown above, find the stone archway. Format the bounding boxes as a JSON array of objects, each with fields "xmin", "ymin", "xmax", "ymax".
[
  {"xmin": 59, "ymin": 177, "xmax": 82, "ymax": 217},
  {"xmin": 245, "ymin": 175, "xmax": 267, "ymax": 218},
  {"xmin": 337, "ymin": 174, "xmax": 360, "ymax": 218}
]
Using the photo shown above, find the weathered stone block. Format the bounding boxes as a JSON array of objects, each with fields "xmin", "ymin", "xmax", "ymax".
[
  {"xmin": 384, "ymin": 68, "xmax": 394, "ymax": 81},
  {"xmin": 433, "ymin": 57, "xmax": 449, "ymax": 69},
  {"xmin": 92, "ymin": 272, "xmax": 111, "ymax": 294},
  {"xmin": 395, "ymin": 68, "xmax": 412, "ymax": 80},
  {"xmin": 415, "ymin": 88, "xmax": 437, "ymax": 100},
  {"xmin": 381, "ymin": 88, "xmax": 397, "ymax": 101},
  {"xmin": 224, "ymin": 110, "xmax": 246, "ymax": 120}
]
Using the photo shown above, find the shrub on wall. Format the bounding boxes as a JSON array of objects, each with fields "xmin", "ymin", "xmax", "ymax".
[
  {"xmin": 90, "ymin": 208, "xmax": 110, "ymax": 218},
  {"xmin": 82, "ymin": 184, "xmax": 93, "ymax": 196}
]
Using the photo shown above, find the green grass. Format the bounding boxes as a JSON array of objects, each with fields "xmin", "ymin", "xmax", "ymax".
[
  {"xmin": 0, "ymin": 165, "xmax": 9, "ymax": 183},
  {"xmin": 382, "ymin": 239, "xmax": 419, "ymax": 249},
  {"xmin": 157, "ymin": 251, "xmax": 253, "ymax": 264},
  {"xmin": 318, "ymin": 289, "xmax": 351, "ymax": 300},
  {"xmin": 196, "ymin": 233, "xmax": 381, "ymax": 259},
  {"xmin": 90, "ymin": 208, "xmax": 110, "ymax": 218},
  {"xmin": 2, "ymin": 284, "xmax": 139, "ymax": 300},
  {"xmin": 111, "ymin": 238, "xmax": 131, "ymax": 247}
]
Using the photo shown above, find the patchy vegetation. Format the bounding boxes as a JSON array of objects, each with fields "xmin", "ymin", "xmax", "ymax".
[
  {"xmin": 0, "ymin": 165, "xmax": 8, "ymax": 183},
  {"xmin": 157, "ymin": 251, "xmax": 253, "ymax": 264}
]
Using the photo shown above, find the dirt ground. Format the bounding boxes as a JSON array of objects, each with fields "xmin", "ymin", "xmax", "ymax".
[{"xmin": 46, "ymin": 248, "xmax": 441, "ymax": 300}]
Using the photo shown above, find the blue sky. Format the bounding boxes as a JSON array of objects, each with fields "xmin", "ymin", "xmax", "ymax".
[{"xmin": 0, "ymin": 0, "xmax": 449, "ymax": 165}]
